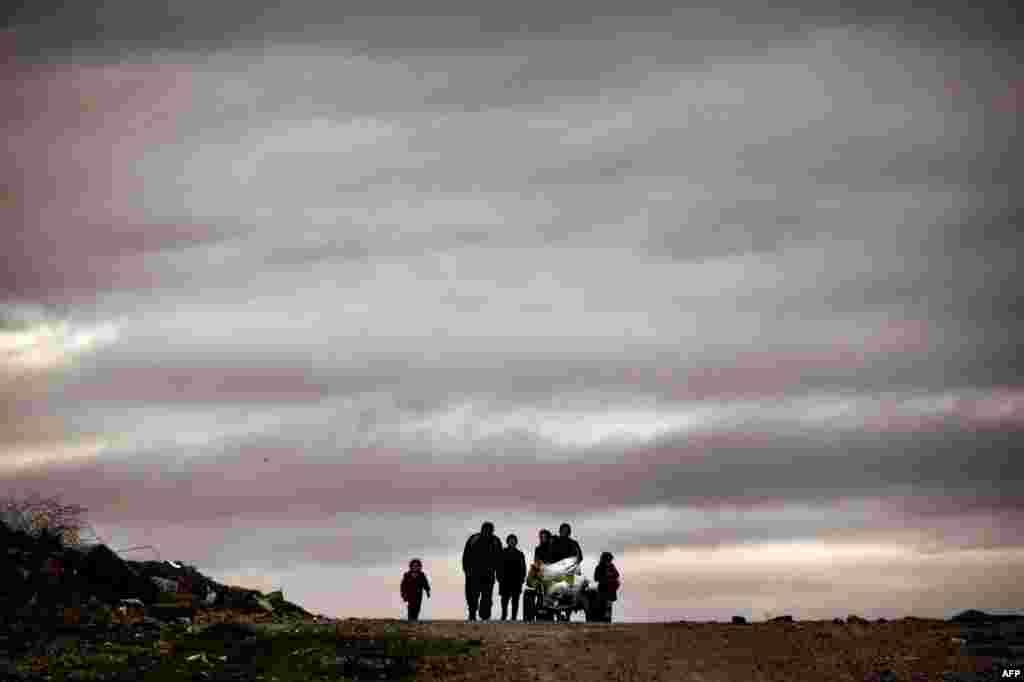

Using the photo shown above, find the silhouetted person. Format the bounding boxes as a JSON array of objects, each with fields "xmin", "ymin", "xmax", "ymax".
[
  {"xmin": 498, "ymin": 534, "xmax": 527, "ymax": 621},
  {"xmin": 461, "ymin": 521, "xmax": 502, "ymax": 621},
  {"xmin": 400, "ymin": 558, "xmax": 431, "ymax": 621},
  {"xmin": 523, "ymin": 528, "xmax": 555, "ymax": 622},
  {"xmin": 550, "ymin": 523, "xmax": 583, "ymax": 563},
  {"xmin": 593, "ymin": 551, "xmax": 620, "ymax": 622},
  {"xmin": 533, "ymin": 528, "xmax": 556, "ymax": 563}
]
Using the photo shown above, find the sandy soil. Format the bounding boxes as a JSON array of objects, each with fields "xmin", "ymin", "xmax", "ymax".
[{"xmin": 329, "ymin": 617, "xmax": 1008, "ymax": 682}]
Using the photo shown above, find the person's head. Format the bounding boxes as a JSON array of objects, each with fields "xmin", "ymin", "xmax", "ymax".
[
  {"xmin": 506, "ymin": 534, "xmax": 518, "ymax": 548},
  {"xmin": 559, "ymin": 523, "xmax": 572, "ymax": 538},
  {"xmin": 538, "ymin": 529, "xmax": 552, "ymax": 544},
  {"xmin": 600, "ymin": 552, "xmax": 614, "ymax": 564},
  {"xmin": 409, "ymin": 558, "xmax": 422, "ymax": 572},
  {"xmin": 481, "ymin": 521, "xmax": 495, "ymax": 537}
]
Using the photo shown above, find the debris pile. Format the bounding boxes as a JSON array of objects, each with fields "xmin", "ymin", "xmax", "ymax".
[{"xmin": 1, "ymin": 517, "xmax": 320, "ymax": 629}]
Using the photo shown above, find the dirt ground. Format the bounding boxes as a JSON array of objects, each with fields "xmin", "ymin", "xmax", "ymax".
[{"xmin": 330, "ymin": 617, "xmax": 1012, "ymax": 682}]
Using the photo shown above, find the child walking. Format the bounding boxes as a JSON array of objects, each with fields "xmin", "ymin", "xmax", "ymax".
[{"xmin": 400, "ymin": 559, "xmax": 431, "ymax": 621}]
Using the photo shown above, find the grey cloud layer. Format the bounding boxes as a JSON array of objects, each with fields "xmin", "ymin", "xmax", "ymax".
[
  {"xmin": 14, "ymin": 389, "xmax": 1022, "ymax": 530},
  {"xmin": 105, "ymin": 27, "xmax": 1017, "ymax": 354}
]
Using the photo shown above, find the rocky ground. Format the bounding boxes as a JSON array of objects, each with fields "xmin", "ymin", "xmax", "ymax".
[
  {"xmin": 2, "ymin": 615, "xmax": 1022, "ymax": 681},
  {"xmin": 347, "ymin": 616, "xmax": 1024, "ymax": 682}
]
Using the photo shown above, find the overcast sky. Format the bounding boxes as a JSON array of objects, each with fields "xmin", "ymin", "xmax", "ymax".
[{"xmin": 2, "ymin": 0, "xmax": 1021, "ymax": 621}]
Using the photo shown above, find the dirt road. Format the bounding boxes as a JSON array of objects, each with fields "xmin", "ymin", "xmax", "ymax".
[{"xmin": 328, "ymin": 617, "xmax": 1012, "ymax": 681}]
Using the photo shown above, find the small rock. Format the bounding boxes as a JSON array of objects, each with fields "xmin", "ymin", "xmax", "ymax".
[
  {"xmin": 150, "ymin": 576, "xmax": 178, "ymax": 593},
  {"xmin": 847, "ymin": 615, "xmax": 870, "ymax": 625},
  {"xmin": 731, "ymin": 616, "xmax": 747, "ymax": 624}
]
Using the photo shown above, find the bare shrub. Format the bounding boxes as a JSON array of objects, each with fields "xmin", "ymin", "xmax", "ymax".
[{"xmin": 0, "ymin": 491, "xmax": 95, "ymax": 546}]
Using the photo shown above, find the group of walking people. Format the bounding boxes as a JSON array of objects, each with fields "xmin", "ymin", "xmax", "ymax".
[{"xmin": 401, "ymin": 521, "xmax": 620, "ymax": 623}]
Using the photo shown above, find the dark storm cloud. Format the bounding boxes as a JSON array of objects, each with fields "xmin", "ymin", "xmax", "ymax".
[
  {"xmin": 616, "ymin": 427, "xmax": 1024, "ymax": 508},
  {"xmin": 7, "ymin": 0, "xmax": 1020, "ymax": 59}
]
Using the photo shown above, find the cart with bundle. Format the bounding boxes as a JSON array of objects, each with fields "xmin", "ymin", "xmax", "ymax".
[{"xmin": 524, "ymin": 556, "xmax": 590, "ymax": 622}]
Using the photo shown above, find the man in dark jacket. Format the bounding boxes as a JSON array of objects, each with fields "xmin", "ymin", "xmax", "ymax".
[
  {"xmin": 497, "ymin": 534, "xmax": 527, "ymax": 621},
  {"xmin": 550, "ymin": 523, "xmax": 583, "ymax": 563},
  {"xmin": 461, "ymin": 521, "xmax": 503, "ymax": 621}
]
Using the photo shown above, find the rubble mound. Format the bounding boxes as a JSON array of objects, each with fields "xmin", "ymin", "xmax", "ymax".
[{"xmin": 1, "ymin": 518, "xmax": 320, "ymax": 629}]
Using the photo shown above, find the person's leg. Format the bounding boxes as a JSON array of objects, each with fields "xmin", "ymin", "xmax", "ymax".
[
  {"xmin": 500, "ymin": 591, "xmax": 509, "ymax": 620},
  {"xmin": 522, "ymin": 590, "xmax": 534, "ymax": 622},
  {"xmin": 478, "ymin": 575, "xmax": 495, "ymax": 620},
  {"xmin": 510, "ymin": 589, "xmax": 520, "ymax": 621},
  {"xmin": 465, "ymin": 574, "xmax": 479, "ymax": 620},
  {"xmin": 408, "ymin": 598, "xmax": 421, "ymax": 621},
  {"xmin": 590, "ymin": 591, "xmax": 603, "ymax": 622}
]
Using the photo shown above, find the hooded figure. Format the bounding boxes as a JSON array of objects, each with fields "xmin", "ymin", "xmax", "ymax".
[
  {"xmin": 497, "ymin": 534, "xmax": 527, "ymax": 621},
  {"xmin": 591, "ymin": 551, "xmax": 621, "ymax": 622},
  {"xmin": 461, "ymin": 521, "xmax": 503, "ymax": 621},
  {"xmin": 533, "ymin": 528, "xmax": 556, "ymax": 564}
]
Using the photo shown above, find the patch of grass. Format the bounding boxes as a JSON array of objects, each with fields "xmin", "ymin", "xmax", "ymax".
[
  {"xmin": 11, "ymin": 624, "xmax": 484, "ymax": 682},
  {"xmin": 383, "ymin": 633, "xmax": 482, "ymax": 658},
  {"xmin": 14, "ymin": 641, "xmax": 163, "ymax": 681}
]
